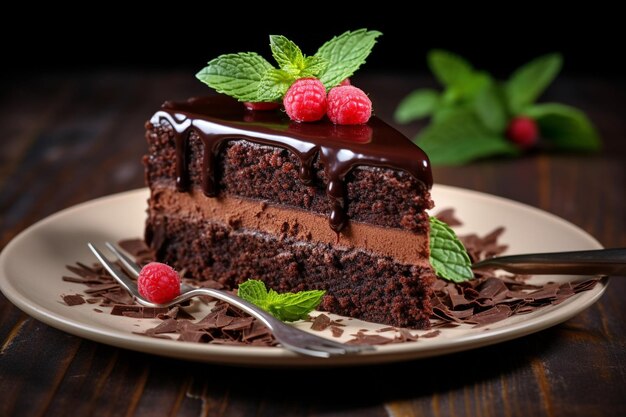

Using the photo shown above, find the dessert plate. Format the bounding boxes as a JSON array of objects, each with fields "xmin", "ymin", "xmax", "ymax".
[{"xmin": 0, "ymin": 186, "xmax": 608, "ymax": 366}]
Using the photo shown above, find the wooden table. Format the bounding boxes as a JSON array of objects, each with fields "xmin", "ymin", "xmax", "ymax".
[{"xmin": 1, "ymin": 73, "xmax": 624, "ymax": 416}]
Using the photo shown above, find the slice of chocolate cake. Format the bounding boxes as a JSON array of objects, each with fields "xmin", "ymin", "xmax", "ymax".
[{"xmin": 143, "ymin": 95, "xmax": 435, "ymax": 329}]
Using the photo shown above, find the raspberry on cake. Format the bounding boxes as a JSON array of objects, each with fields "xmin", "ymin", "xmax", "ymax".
[
  {"xmin": 144, "ymin": 95, "xmax": 435, "ymax": 329},
  {"xmin": 327, "ymin": 85, "xmax": 372, "ymax": 125}
]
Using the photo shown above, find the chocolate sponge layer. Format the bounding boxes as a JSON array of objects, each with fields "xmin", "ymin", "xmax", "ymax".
[{"xmin": 146, "ymin": 210, "xmax": 435, "ymax": 329}]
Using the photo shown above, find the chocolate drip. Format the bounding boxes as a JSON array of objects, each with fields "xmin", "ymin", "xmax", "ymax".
[{"xmin": 151, "ymin": 95, "xmax": 432, "ymax": 232}]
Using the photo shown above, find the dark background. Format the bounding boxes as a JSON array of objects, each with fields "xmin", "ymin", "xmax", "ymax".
[{"xmin": 4, "ymin": 9, "xmax": 624, "ymax": 78}]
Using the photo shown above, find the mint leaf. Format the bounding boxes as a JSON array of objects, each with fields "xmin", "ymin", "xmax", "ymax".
[
  {"xmin": 316, "ymin": 29, "xmax": 382, "ymax": 89},
  {"xmin": 237, "ymin": 279, "xmax": 325, "ymax": 322},
  {"xmin": 416, "ymin": 109, "xmax": 519, "ymax": 165},
  {"xmin": 257, "ymin": 68, "xmax": 295, "ymax": 102},
  {"xmin": 266, "ymin": 289, "xmax": 326, "ymax": 322},
  {"xmin": 524, "ymin": 103, "xmax": 601, "ymax": 151},
  {"xmin": 270, "ymin": 35, "xmax": 305, "ymax": 75},
  {"xmin": 300, "ymin": 55, "xmax": 328, "ymax": 78},
  {"xmin": 428, "ymin": 50, "xmax": 474, "ymax": 87},
  {"xmin": 505, "ymin": 53, "xmax": 562, "ymax": 113},
  {"xmin": 429, "ymin": 217, "xmax": 473, "ymax": 282},
  {"xmin": 474, "ymin": 82, "xmax": 508, "ymax": 132},
  {"xmin": 196, "ymin": 53, "xmax": 274, "ymax": 102},
  {"xmin": 237, "ymin": 280, "xmax": 269, "ymax": 308},
  {"xmin": 394, "ymin": 89, "xmax": 440, "ymax": 123}
]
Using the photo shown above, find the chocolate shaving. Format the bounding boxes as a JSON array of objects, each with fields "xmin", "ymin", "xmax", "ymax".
[
  {"xmin": 311, "ymin": 314, "xmax": 331, "ymax": 331},
  {"xmin": 150, "ymin": 318, "xmax": 179, "ymax": 334},
  {"xmin": 62, "ymin": 294, "xmax": 86, "ymax": 306},
  {"xmin": 395, "ymin": 329, "xmax": 419, "ymax": 342},
  {"xmin": 347, "ymin": 331, "xmax": 395, "ymax": 345},
  {"xmin": 111, "ymin": 305, "xmax": 169, "ymax": 318},
  {"xmin": 421, "ymin": 330, "xmax": 441, "ymax": 338},
  {"xmin": 330, "ymin": 326, "xmax": 344, "ymax": 338},
  {"xmin": 376, "ymin": 327, "xmax": 396, "ymax": 333},
  {"xmin": 435, "ymin": 208, "xmax": 463, "ymax": 227}
]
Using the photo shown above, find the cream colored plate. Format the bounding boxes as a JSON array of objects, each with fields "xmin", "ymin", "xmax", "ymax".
[{"xmin": 0, "ymin": 186, "xmax": 608, "ymax": 366}]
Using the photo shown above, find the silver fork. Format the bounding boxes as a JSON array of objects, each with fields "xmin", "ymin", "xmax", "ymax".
[{"xmin": 87, "ymin": 242, "xmax": 374, "ymax": 358}]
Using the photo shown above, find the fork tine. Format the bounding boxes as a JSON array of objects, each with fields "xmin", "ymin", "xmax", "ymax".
[
  {"xmin": 87, "ymin": 243, "xmax": 141, "ymax": 299},
  {"xmin": 105, "ymin": 242, "xmax": 141, "ymax": 277}
]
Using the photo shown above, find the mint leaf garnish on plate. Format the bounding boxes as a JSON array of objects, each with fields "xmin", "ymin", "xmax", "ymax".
[
  {"xmin": 196, "ymin": 29, "xmax": 380, "ymax": 103},
  {"xmin": 237, "ymin": 280, "xmax": 325, "ymax": 322},
  {"xmin": 429, "ymin": 217, "xmax": 473, "ymax": 282},
  {"xmin": 395, "ymin": 50, "xmax": 601, "ymax": 165}
]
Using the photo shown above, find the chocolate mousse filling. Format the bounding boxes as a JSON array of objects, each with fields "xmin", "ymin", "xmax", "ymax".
[{"xmin": 150, "ymin": 186, "xmax": 430, "ymax": 267}]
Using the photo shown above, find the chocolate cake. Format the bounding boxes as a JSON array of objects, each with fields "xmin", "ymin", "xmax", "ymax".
[{"xmin": 143, "ymin": 95, "xmax": 435, "ymax": 329}]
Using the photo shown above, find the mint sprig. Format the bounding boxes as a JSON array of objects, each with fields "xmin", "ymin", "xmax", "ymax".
[
  {"xmin": 237, "ymin": 280, "xmax": 325, "ymax": 322},
  {"xmin": 429, "ymin": 217, "xmax": 473, "ymax": 282},
  {"xmin": 196, "ymin": 30, "xmax": 380, "ymax": 103},
  {"xmin": 395, "ymin": 51, "xmax": 601, "ymax": 165}
]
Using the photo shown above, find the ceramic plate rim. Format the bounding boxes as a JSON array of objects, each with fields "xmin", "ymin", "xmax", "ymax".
[{"xmin": 0, "ymin": 186, "xmax": 608, "ymax": 366}]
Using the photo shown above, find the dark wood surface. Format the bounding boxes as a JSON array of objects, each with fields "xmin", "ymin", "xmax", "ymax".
[{"xmin": 1, "ymin": 72, "xmax": 624, "ymax": 417}]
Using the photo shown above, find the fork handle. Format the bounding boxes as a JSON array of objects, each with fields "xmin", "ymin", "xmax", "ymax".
[{"xmin": 472, "ymin": 248, "xmax": 626, "ymax": 276}]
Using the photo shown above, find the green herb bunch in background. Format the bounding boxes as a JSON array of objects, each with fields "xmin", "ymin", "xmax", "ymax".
[{"xmin": 395, "ymin": 51, "xmax": 601, "ymax": 165}]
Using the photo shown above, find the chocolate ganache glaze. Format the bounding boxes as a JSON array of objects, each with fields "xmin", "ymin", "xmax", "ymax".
[{"xmin": 151, "ymin": 95, "xmax": 433, "ymax": 232}]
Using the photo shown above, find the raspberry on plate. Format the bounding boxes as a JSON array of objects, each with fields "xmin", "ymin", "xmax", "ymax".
[
  {"xmin": 137, "ymin": 262, "xmax": 181, "ymax": 303},
  {"xmin": 283, "ymin": 78, "xmax": 327, "ymax": 122},
  {"xmin": 327, "ymin": 85, "xmax": 372, "ymax": 125}
]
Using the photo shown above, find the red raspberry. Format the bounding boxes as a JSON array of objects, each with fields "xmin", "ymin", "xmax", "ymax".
[
  {"xmin": 339, "ymin": 78, "xmax": 351, "ymax": 86},
  {"xmin": 283, "ymin": 78, "xmax": 327, "ymax": 122},
  {"xmin": 243, "ymin": 101, "xmax": 280, "ymax": 111},
  {"xmin": 506, "ymin": 116, "xmax": 538, "ymax": 148},
  {"xmin": 137, "ymin": 262, "xmax": 181, "ymax": 303},
  {"xmin": 327, "ymin": 86, "xmax": 372, "ymax": 125}
]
